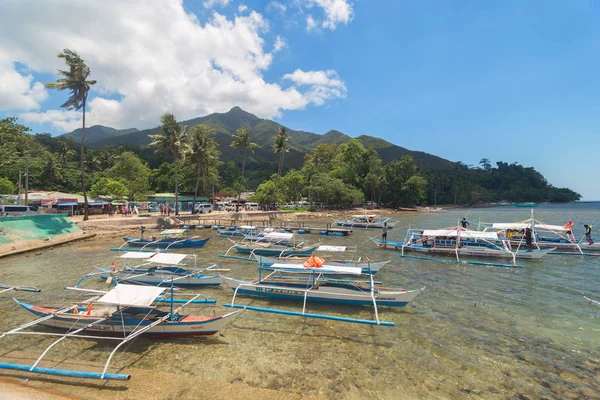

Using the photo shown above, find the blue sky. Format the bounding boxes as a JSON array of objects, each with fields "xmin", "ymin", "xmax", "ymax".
[{"xmin": 1, "ymin": 1, "xmax": 599, "ymax": 199}]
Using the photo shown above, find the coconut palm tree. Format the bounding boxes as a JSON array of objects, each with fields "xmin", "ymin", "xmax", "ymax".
[
  {"xmin": 273, "ymin": 127, "xmax": 290, "ymax": 179},
  {"xmin": 230, "ymin": 128, "xmax": 260, "ymax": 210},
  {"xmin": 45, "ymin": 49, "xmax": 96, "ymax": 221},
  {"xmin": 57, "ymin": 141, "xmax": 76, "ymax": 167},
  {"xmin": 43, "ymin": 154, "xmax": 64, "ymax": 184},
  {"xmin": 149, "ymin": 113, "xmax": 188, "ymax": 214},
  {"xmin": 185, "ymin": 124, "xmax": 220, "ymax": 207}
]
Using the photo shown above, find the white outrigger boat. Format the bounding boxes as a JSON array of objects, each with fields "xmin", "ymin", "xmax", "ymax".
[
  {"xmin": 75, "ymin": 252, "xmax": 227, "ymax": 288},
  {"xmin": 334, "ymin": 214, "xmax": 397, "ymax": 229},
  {"xmin": 482, "ymin": 219, "xmax": 600, "ymax": 254},
  {"xmin": 251, "ymin": 245, "xmax": 389, "ymax": 275},
  {"xmin": 253, "ymin": 255, "xmax": 389, "ymax": 275},
  {"xmin": 373, "ymin": 227, "xmax": 554, "ymax": 266},
  {"xmin": 0, "ymin": 282, "xmax": 40, "ymax": 295},
  {"xmin": 223, "ymin": 261, "xmax": 422, "ymax": 326},
  {"xmin": 0, "ymin": 284, "xmax": 243, "ymax": 380}
]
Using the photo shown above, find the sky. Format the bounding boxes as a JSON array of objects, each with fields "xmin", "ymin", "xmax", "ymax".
[{"xmin": 1, "ymin": 0, "xmax": 599, "ymax": 199}]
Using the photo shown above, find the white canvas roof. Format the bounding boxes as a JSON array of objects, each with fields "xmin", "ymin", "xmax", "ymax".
[
  {"xmin": 352, "ymin": 214, "xmax": 376, "ymax": 218},
  {"xmin": 97, "ymin": 284, "xmax": 165, "ymax": 307},
  {"xmin": 317, "ymin": 245, "xmax": 347, "ymax": 252},
  {"xmin": 238, "ymin": 225, "xmax": 257, "ymax": 230},
  {"xmin": 120, "ymin": 251, "xmax": 155, "ymax": 259},
  {"xmin": 161, "ymin": 229, "xmax": 186, "ymax": 235},
  {"xmin": 422, "ymin": 230, "xmax": 498, "ymax": 240},
  {"xmin": 491, "ymin": 222, "xmax": 568, "ymax": 232},
  {"xmin": 148, "ymin": 253, "xmax": 187, "ymax": 265},
  {"xmin": 491, "ymin": 223, "xmax": 531, "ymax": 230},
  {"xmin": 263, "ymin": 232, "xmax": 294, "ymax": 240},
  {"xmin": 269, "ymin": 263, "xmax": 362, "ymax": 275},
  {"xmin": 535, "ymin": 224, "xmax": 569, "ymax": 232}
]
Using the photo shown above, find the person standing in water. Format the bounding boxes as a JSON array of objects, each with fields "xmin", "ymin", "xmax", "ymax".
[
  {"xmin": 460, "ymin": 218, "xmax": 470, "ymax": 229},
  {"xmin": 382, "ymin": 222, "xmax": 388, "ymax": 243},
  {"xmin": 584, "ymin": 224, "xmax": 594, "ymax": 245}
]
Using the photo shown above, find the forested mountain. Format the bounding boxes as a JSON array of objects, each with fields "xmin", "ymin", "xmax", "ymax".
[{"xmin": 84, "ymin": 107, "xmax": 456, "ymax": 171}]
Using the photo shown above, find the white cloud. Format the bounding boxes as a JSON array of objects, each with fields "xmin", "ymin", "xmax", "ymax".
[
  {"xmin": 283, "ymin": 69, "xmax": 347, "ymax": 105},
  {"xmin": 273, "ymin": 35, "xmax": 286, "ymax": 53},
  {"xmin": 0, "ymin": 1, "xmax": 346, "ymax": 132},
  {"xmin": 0, "ymin": 52, "xmax": 48, "ymax": 110},
  {"xmin": 238, "ymin": 5, "xmax": 248, "ymax": 13},
  {"xmin": 268, "ymin": 1, "xmax": 287, "ymax": 15},
  {"xmin": 307, "ymin": 0, "xmax": 353, "ymax": 30},
  {"xmin": 203, "ymin": 0, "xmax": 230, "ymax": 9},
  {"xmin": 306, "ymin": 15, "xmax": 317, "ymax": 31}
]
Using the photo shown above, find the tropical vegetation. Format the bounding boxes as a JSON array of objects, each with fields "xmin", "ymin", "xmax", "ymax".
[{"xmin": 0, "ymin": 109, "xmax": 581, "ymax": 209}]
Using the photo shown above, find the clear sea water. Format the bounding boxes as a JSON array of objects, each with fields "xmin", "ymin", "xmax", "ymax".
[{"xmin": 0, "ymin": 204, "xmax": 598, "ymax": 399}]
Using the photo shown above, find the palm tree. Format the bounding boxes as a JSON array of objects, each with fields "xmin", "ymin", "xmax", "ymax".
[
  {"xmin": 85, "ymin": 150, "xmax": 101, "ymax": 172},
  {"xmin": 57, "ymin": 141, "xmax": 76, "ymax": 167},
  {"xmin": 43, "ymin": 154, "xmax": 64, "ymax": 184},
  {"xmin": 230, "ymin": 128, "xmax": 260, "ymax": 210},
  {"xmin": 273, "ymin": 127, "xmax": 290, "ymax": 179},
  {"xmin": 149, "ymin": 113, "xmax": 188, "ymax": 214},
  {"xmin": 45, "ymin": 49, "xmax": 96, "ymax": 220},
  {"xmin": 185, "ymin": 124, "xmax": 220, "ymax": 207}
]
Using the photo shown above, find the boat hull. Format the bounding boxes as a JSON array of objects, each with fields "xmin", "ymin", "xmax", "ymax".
[
  {"xmin": 373, "ymin": 239, "xmax": 552, "ymax": 259},
  {"xmin": 224, "ymin": 278, "xmax": 419, "ymax": 307},
  {"xmin": 16, "ymin": 301, "xmax": 241, "ymax": 337},
  {"xmin": 122, "ymin": 237, "xmax": 210, "ymax": 249},
  {"xmin": 96, "ymin": 267, "xmax": 224, "ymax": 287},
  {"xmin": 233, "ymin": 244, "xmax": 318, "ymax": 256}
]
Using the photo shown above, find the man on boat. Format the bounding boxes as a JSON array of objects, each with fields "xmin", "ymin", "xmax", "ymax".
[
  {"xmin": 525, "ymin": 227, "xmax": 533, "ymax": 251},
  {"xmin": 460, "ymin": 218, "xmax": 470, "ymax": 229},
  {"xmin": 382, "ymin": 222, "xmax": 388, "ymax": 243},
  {"xmin": 584, "ymin": 224, "xmax": 594, "ymax": 245},
  {"xmin": 563, "ymin": 220, "xmax": 574, "ymax": 240}
]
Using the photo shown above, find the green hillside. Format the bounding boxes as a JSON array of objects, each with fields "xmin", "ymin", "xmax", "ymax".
[{"xmin": 84, "ymin": 106, "xmax": 457, "ymax": 171}]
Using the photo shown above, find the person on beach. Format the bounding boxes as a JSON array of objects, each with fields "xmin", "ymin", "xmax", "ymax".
[
  {"xmin": 584, "ymin": 224, "xmax": 594, "ymax": 245},
  {"xmin": 108, "ymin": 207, "xmax": 113, "ymax": 218},
  {"xmin": 382, "ymin": 222, "xmax": 388, "ymax": 243},
  {"xmin": 121, "ymin": 205, "xmax": 126, "ymax": 217},
  {"xmin": 525, "ymin": 227, "xmax": 533, "ymax": 250},
  {"xmin": 460, "ymin": 218, "xmax": 470, "ymax": 229}
]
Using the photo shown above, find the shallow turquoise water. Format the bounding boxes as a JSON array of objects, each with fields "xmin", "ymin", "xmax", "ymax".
[{"xmin": 0, "ymin": 204, "xmax": 598, "ymax": 399}]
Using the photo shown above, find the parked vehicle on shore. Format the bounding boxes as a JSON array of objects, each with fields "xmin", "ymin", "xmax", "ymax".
[{"xmin": 0, "ymin": 205, "xmax": 38, "ymax": 217}]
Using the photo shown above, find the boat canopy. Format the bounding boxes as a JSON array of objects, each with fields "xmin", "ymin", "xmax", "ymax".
[
  {"xmin": 97, "ymin": 284, "xmax": 165, "ymax": 307},
  {"xmin": 238, "ymin": 225, "xmax": 257, "ymax": 230},
  {"xmin": 316, "ymin": 245, "xmax": 347, "ymax": 252},
  {"xmin": 269, "ymin": 263, "xmax": 362, "ymax": 275},
  {"xmin": 491, "ymin": 222, "xmax": 569, "ymax": 232},
  {"xmin": 161, "ymin": 229, "xmax": 186, "ymax": 235},
  {"xmin": 352, "ymin": 214, "xmax": 376, "ymax": 218},
  {"xmin": 422, "ymin": 230, "xmax": 499, "ymax": 240},
  {"xmin": 120, "ymin": 251, "xmax": 156, "ymax": 259},
  {"xmin": 263, "ymin": 232, "xmax": 294, "ymax": 240},
  {"xmin": 148, "ymin": 253, "xmax": 187, "ymax": 265}
]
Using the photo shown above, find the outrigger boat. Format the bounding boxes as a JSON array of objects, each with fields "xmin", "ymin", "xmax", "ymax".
[
  {"xmin": 123, "ymin": 228, "xmax": 211, "ymax": 249},
  {"xmin": 0, "ymin": 284, "xmax": 243, "ymax": 380},
  {"xmin": 482, "ymin": 219, "xmax": 600, "ymax": 253},
  {"xmin": 254, "ymin": 255, "xmax": 389, "ymax": 275},
  {"xmin": 223, "ymin": 260, "xmax": 421, "ymax": 326},
  {"xmin": 334, "ymin": 214, "xmax": 397, "ymax": 229},
  {"xmin": 75, "ymin": 252, "xmax": 227, "ymax": 288},
  {"xmin": 373, "ymin": 227, "xmax": 554, "ymax": 266},
  {"xmin": 223, "ymin": 232, "xmax": 320, "ymax": 257},
  {"xmin": 217, "ymin": 225, "xmax": 259, "ymax": 238},
  {"xmin": 251, "ymin": 245, "xmax": 389, "ymax": 275},
  {"xmin": 0, "ymin": 283, "xmax": 40, "ymax": 295}
]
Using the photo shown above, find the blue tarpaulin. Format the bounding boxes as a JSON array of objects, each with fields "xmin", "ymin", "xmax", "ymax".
[
  {"xmin": 55, "ymin": 202, "xmax": 78, "ymax": 206},
  {"xmin": 88, "ymin": 201, "xmax": 109, "ymax": 206}
]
